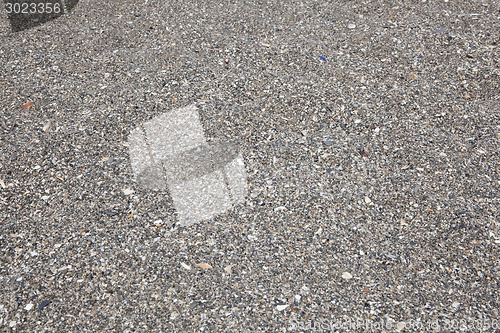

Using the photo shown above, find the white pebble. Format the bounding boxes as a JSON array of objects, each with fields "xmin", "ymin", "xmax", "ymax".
[
  {"xmin": 276, "ymin": 304, "xmax": 289, "ymax": 311},
  {"xmin": 348, "ymin": 23, "xmax": 356, "ymax": 29},
  {"xmin": 342, "ymin": 272, "xmax": 353, "ymax": 280},
  {"xmin": 301, "ymin": 285, "xmax": 310, "ymax": 294},
  {"xmin": 24, "ymin": 303, "xmax": 34, "ymax": 311},
  {"xmin": 122, "ymin": 188, "xmax": 135, "ymax": 195}
]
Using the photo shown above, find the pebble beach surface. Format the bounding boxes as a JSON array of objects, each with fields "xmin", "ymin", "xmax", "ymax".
[{"xmin": 0, "ymin": 0, "xmax": 499, "ymax": 331}]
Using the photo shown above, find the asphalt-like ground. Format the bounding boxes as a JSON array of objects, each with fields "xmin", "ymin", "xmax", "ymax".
[{"xmin": 0, "ymin": 0, "xmax": 499, "ymax": 331}]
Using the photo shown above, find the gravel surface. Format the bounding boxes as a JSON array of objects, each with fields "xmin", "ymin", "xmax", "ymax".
[{"xmin": 0, "ymin": 0, "xmax": 499, "ymax": 332}]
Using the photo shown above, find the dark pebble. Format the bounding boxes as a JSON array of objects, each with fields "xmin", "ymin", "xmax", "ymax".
[{"xmin": 38, "ymin": 300, "xmax": 52, "ymax": 310}]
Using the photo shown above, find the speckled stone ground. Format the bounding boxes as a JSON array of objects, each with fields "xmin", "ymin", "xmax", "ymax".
[{"xmin": 0, "ymin": 0, "xmax": 499, "ymax": 332}]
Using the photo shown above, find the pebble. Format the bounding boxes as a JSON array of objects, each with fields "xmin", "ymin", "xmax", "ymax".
[
  {"xmin": 38, "ymin": 300, "xmax": 52, "ymax": 310},
  {"xmin": 122, "ymin": 188, "xmax": 135, "ymax": 195},
  {"xmin": 42, "ymin": 119, "xmax": 53, "ymax": 132},
  {"xmin": 348, "ymin": 23, "xmax": 356, "ymax": 29},
  {"xmin": 323, "ymin": 140, "xmax": 334, "ymax": 146},
  {"xmin": 276, "ymin": 304, "xmax": 289, "ymax": 311},
  {"xmin": 24, "ymin": 303, "xmax": 34, "ymax": 311},
  {"xmin": 342, "ymin": 272, "xmax": 353, "ymax": 280}
]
